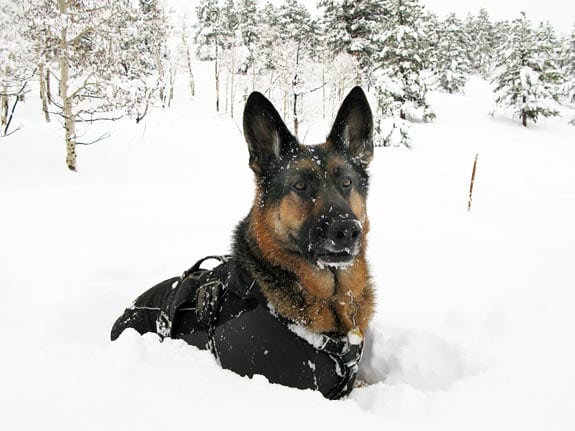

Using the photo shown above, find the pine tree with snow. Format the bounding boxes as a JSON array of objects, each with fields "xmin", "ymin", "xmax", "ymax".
[
  {"xmin": 434, "ymin": 13, "xmax": 471, "ymax": 93},
  {"xmin": 274, "ymin": 0, "xmax": 317, "ymax": 137},
  {"xmin": 220, "ymin": 0, "xmax": 244, "ymax": 117},
  {"xmin": 535, "ymin": 21, "xmax": 564, "ymax": 90},
  {"xmin": 318, "ymin": 0, "xmax": 387, "ymax": 83},
  {"xmin": 418, "ymin": 11, "xmax": 440, "ymax": 69},
  {"xmin": 194, "ymin": 0, "xmax": 226, "ymax": 61},
  {"xmin": 237, "ymin": 0, "xmax": 258, "ymax": 72},
  {"xmin": 375, "ymin": 0, "xmax": 434, "ymax": 122},
  {"xmin": 465, "ymin": 8, "xmax": 497, "ymax": 77},
  {"xmin": 492, "ymin": 12, "xmax": 561, "ymax": 127},
  {"xmin": 254, "ymin": 2, "xmax": 280, "ymax": 72},
  {"xmin": 194, "ymin": 0, "xmax": 233, "ymax": 111},
  {"xmin": 114, "ymin": 0, "xmax": 171, "ymax": 115},
  {"xmin": 222, "ymin": 0, "xmax": 239, "ymax": 34},
  {"xmin": 570, "ymin": 25, "xmax": 575, "ymax": 86},
  {"xmin": 564, "ymin": 25, "xmax": 575, "ymax": 105}
]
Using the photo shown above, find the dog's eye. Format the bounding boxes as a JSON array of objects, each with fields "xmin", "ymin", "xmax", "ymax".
[
  {"xmin": 293, "ymin": 181, "xmax": 307, "ymax": 192},
  {"xmin": 342, "ymin": 177, "xmax": 352, "ymax": 188}
]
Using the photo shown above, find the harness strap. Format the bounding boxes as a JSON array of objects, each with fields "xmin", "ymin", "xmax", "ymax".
[
  {"xmin": 281, "ymin": 319, "xmax": 364, "ymax": 399},
  {"xmin": 181, "ymin": 255, "xmax": 232, "ymax": 279},
  {"xmin": 324, "ymin": 341, "xmax": 363, "ymax": 399},
  {"xmin": 155, "ymin": 256, "xmax": 231, "ymax": 359}
]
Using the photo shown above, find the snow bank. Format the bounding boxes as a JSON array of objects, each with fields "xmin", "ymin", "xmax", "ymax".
[{"xmin": 1, "ymin": 74, "xmax": 574, "ymax": 430}]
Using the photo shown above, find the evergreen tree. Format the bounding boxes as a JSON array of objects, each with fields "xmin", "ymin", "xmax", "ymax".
[
  {"xmin": 465, "ymin": 8, "xmax": 496, "ymax": 77},
  {"xmin": 535, "ymin": 21, "xmax": 563, "ymax": 90},
  {"xmin": 492, "ymin": 12, "xmax": 561, "ymax": 127},
  {"xmin": 492, "ymin": 19, "xmax": 511, "ymax": 60},
  {"xmin": 564, "ymin": 25, "xmax": 575, "ymax": 104},
  {"xmin": 434, "ymin": 13, "xmax": 471, "ymax": 93},
  {"xmin": 254, "ymin": 1, "xmax": 279, "ymax": 72},
  {"xmin": 319, "ymin": 0, "xmax": 387, "ymax": 83},
  {"xmin": 194, "ymin": 0, "xmax": 233, "ymax": 111},
  {"xmin": 194, "ymin": 0, "xmax": 228, "ymax": 61},
  {"xmin": 419, "ymin": 11, "xmax": 440, "ymax": 69},
  {"xmin": 114, "ymin": 0, "xmax": 170, "ymax": 116},
  {"xmin": 221, "ymin": 0, "xmax": 243, "ymax": 116},
  {"xmin": 237, "ymin": 0, "xmax": 258, "ymax": 72},
  {"xmin": 275, "ymin": 0, "xmax": 316, "ymax": 136},
  {"xmin": 375, "ymin": 0, "xmax": 434, "ymax": 121}
]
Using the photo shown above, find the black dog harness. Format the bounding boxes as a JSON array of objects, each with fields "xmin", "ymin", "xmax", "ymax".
[{"xmin": 110, "ymin": 256, "xmax": 364, "ymax": 399}]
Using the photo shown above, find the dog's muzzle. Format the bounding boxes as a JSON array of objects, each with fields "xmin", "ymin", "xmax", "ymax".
[{"xmin": 314, "ymin": 219, "xmax": 362, "ymax": 268}]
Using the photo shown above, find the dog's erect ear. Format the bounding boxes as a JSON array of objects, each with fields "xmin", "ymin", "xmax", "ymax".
[
  {"xmin": 327, "ymin": 87, "xmax": 373, "ymax": 166},
  {"xmin": 243, "ymin": 92, "xmax": 297, "ymax": 174}
]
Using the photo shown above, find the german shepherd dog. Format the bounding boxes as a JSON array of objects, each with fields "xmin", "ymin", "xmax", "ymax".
[
  {"xmin": 236, "ymin": 87, "xmax": 375, "ymax": 336},
  {"xmin": 111, "ymin": 87, "xmax": 375, "ymax": 398}
]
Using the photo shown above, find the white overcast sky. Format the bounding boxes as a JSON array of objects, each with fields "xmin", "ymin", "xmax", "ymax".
[{"xmin": 170, "ymin": 0, "xmax": 575, "ymax": 34}]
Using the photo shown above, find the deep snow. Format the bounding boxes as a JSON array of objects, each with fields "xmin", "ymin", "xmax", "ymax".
[{"xmin": 1, "ymin": 64, "xmax": 574, "ymax": 430}]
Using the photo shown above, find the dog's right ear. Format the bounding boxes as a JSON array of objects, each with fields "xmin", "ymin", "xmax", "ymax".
[{"xmin": 243, "ymin": 92, "xmax": 297, "ymax": 174}]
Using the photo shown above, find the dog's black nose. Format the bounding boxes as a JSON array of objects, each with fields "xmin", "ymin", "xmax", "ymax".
[{"xmin": 327, "ymin": 220, "xmax": 362, "ymax": 251}]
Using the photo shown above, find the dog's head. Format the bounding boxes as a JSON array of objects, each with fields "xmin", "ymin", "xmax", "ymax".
[{"xmin": 243, "ymin": 87, "xmax": 373, "ymax": 271}]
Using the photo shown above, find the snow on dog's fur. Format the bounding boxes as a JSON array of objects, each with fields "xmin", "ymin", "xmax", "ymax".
[{"xmin": 233, "ymin": 87, "xmax": 376, "ymax": 335}]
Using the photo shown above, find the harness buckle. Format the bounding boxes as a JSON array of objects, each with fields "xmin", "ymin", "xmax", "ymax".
[{"xmin": 195, "ymin": 279, "xmax": 224, "ymax": 328}]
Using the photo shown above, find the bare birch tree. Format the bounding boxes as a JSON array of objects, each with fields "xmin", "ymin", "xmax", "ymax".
[{"xmin": 22, "ymin": 0, "xmax": 168, "ymax": 170}]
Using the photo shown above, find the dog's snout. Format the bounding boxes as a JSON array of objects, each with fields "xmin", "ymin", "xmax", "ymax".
[{"xmin": 327, "ymin": 220, "xmax": 362, "ymax": 250}]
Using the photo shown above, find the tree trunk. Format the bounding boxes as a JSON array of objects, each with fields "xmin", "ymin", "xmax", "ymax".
[
  {"xmin": 185, "ymin": 45, "xmax": 195, "ymax": 98},
  {"xmin": 225, "ymin": 60, "xmax": 229, "ymax": 113},
  {"xmin": 45, "ymin": 66, "xmax": 52, "ymax": 102},
  {"xmin": 292, "ymin": 43, "xmax": 300, "ymax": 138},
  {"xmin": 522, "ymin": 112, "xmax": 527, "ymax": 127},
  {"xmin": 293, "ymin": 91, "xmax": 298, "ymax": 138},
  {"xmin": 58, "ymin": 0, "xmax": 77, "ymax": 171},
  {"xmin": 283, "ymin": 89, "xmax": 287, "ymax": 121},
  {"xmin": 168, "ymin": 67, "xmax": 175, "ymax": 108},
  {"xmin": 251, "ymin": 63, "xmax": 256, "ymax": 92},
  {"xmin": 321, "ymin": 57, "xmax": 326, "ymax": 120},
  {"xmin": 0, "ymin": 89, "xmax": 7, "ymax": 127},
  {"xmin": 229, "ymin": 45, "xmax": 236, "ymax": 119},
  {"xmin": 267, "ymin": 70, "xmax": 274, "ymax": 98},
  {"xmin": 521, "ymin": 95, "xmax": 527, "ymax": 127},
  {"xmin": 156, "ymin": 47, "xmax": 165, "ymax": 107},
  {"xmin": 1, "ymin": 66, "xmax": 8, "ymax": 127},
  {"xmin": 38, "ymin": 62, "xmax": 51, "ymax": 122},
  {"xmin": 215, "ymin": 45, "xmax": 220, "ymax": 112},
  {"xmin": 4, "ymin": 87, "xmax": 25, "ymax": 136}
]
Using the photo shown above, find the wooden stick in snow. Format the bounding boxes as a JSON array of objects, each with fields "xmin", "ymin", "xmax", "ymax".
[{"xmin": 468, "ymin": 153, "xmax": 479, "ymax": 212}]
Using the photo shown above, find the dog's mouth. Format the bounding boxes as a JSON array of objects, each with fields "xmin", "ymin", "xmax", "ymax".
[
  {"xmin": 316, "ymin": 252, "xmax": 355, "ymax": 270},
  {"xmin": 313, "ymin": 241, "xmax": 359, "ymax": 270}
]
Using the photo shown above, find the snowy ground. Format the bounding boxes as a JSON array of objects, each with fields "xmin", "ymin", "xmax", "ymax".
[{"xmin": 1, "ymin": 65, "xmax": 574, "ymax": 430}]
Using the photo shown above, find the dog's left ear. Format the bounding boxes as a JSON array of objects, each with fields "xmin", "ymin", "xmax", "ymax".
[
  {"xmin": 327, "ymin": 87, "xmax": 374, "ymax": 167},
  {"xmin": 243, "ymin": 91, "xmax": 298, "ymax": 175}
]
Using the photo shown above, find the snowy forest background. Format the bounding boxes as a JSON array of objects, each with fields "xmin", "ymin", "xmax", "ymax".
[{"xmin": 1, "ymin": 0, "xmax": 574, "ymax": 171}]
